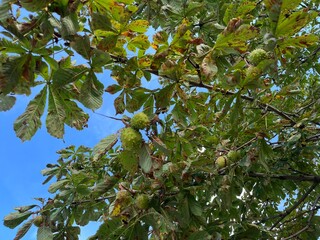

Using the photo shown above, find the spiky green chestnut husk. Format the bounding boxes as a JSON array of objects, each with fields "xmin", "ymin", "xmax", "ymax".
[
  {"xmin": 227, "ymin": 150, "xmax": 241, "ymax": 162},
  {"xmin": 248, "ymin": 48, "xmax": 268, "ymax": 66},
  {"xmin": 135, "ymin": 194, "xmax": 149, "ymax": 210},
  {"xmin": 130, "ymin": 112, "xmax": 150, "ymax": 130},
  {"xmin": 116, "ymin": 190, "xmax": 132, "ymax": 206},
  {"xmin": 120, "ymin": 127, "xmax": 142, "ymax": 150},
  {"xmin": 215, "ymin": 156, "xmax": 229, "ymax": 169}
]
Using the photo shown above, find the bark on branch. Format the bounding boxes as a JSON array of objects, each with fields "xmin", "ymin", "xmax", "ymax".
[{"xmin": 248, "ymin": 172, "xmax": 320, "ymax": 183}]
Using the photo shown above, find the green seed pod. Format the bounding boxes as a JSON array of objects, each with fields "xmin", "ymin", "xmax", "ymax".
[
  {"xmin": 33, "ymin": 215, "xmax": 44, "ymax": 227},
  {"xmin": 135, "ymin": 194, "xmax": 149, "ymax": 210},
  {"xmin": 227, "ymin": 150, "xmax": 241, "ymax": 162},
  {"xmin": 248, "ymin": 48, "xmax": 268, "ymax": 66},
  {"xmin": 215, "ymin": 156, "xmax": 229, "ymax": 169},
  {"xmin": 120, "ymin": 127, "xmax": 142, "ymax": 150},
  {"xmin": 116, "ymin": 190, "xmax": 132, "ymax": 206},
  {"xmin": 130, "ymin": 112, "xmax": 150, "ymax": 130}
]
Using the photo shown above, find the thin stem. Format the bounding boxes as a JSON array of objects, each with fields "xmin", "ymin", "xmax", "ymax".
[
  {"xmin": 269, "ymin": 182, "xmax": 318, "ymax": 230},
  {"xmin": 281, "ymin": 194, "xmax": 320, "ymax": 239}
]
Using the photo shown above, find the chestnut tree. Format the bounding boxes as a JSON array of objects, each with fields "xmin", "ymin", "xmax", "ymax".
[{"xmin": 1, "ymin": 0, "xmax": 320, "ymax": 239}]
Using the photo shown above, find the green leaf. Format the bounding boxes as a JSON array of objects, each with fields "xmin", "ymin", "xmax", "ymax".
[
  {"xmin": 139, "ymin": 143, "xmax": 153, "ymax": 173},
  {"xmin": 0, "ymin": 56, "xmax": 26, "ymax": 94},
  {"xmin": 126, "ymin": 20, "xmax": 149, "ymax": 33},
  {"xmin": 0, "ymin": 38, "xmax": 26, "ymax": 54},
  {"xmin": 14, "ymin": 87, "xmax": 47, "ymax": 141},
  {"xmin": 70, "ymin": 35, "xmax": 92, "ymax": 60},
  {"xmin": 14, "ymin": 205, "xmax": 37, "ymax": 213},
  {"xmin": 91, "ymin": 49, "xmax": 112, "ymax": 69},
  {"xmin": 151, "ymin": 135, "xmax": 171, "ymax": 156},
  {"xmin": 91, "ymin": 12, "xmax": 115, "ymax": 32},
  {"xmin": 258, "ymin": 139, "xmax": 272, "ymax": 171},
  {"xmin": 93, "ymin": 134, "xmax": 118, "ymax": 161},
  {"xmin": 37, "ymin": 226, "xmax": 53, "ymax": 240},
  {"xmin": 4, "ymin": 211, "xmax": 33, "ymax": 229},
  {"xmin": 0, "ymin": 0, "xmax": 11, "ymax": 21},
  {"xmin": 118, "ymin": 150, "xmax": 138, "ymax": 174},
  {"xmin": 114, "ymin": 91, "xmax": 125, "ymax": 114},
  {"xmin": 264, "ymin": 0, "xmax": 282, "ymax": 33},
  {"xmin": 19, "ymin": 0, "xmax": 47, "ymax": 12},
  {"xmin": 76, "ymin": 184, "xmax": 91, "ymax": 196},
  {"xmin": 288, "ymin": 133, "xmax": 301, "ymax": 142},
  {"xmin": 155, "ymin": 84, "xmax": 175, "ymax": 109},
  {"xmin": 126, "ymin": 88, "xmax": 149, "ymax": 113},
  {"xmin": 43, "ymin": 56, "xmax": 59, "ymax": 71},
  {"xmin": 61, "ymin": 13, "xmax": 79, "ymax": 37},
  {"xmin": 52, "ymin": 66, "xmax": 88, "ymax": 87},
  {"xmin": 188, "ymin": 195, "xmax": 203, "ymax": 217},
  {"xmin": 79, "ymin": 71, "xmax": 104, "ymax": 110},
  {"xmin": 188, "ymin": 231, "xmax": 210, "ymax": 240},
  {"xmin": 46, "ymin": 86, "xmax": 65, "ymax": 138},
  {"xmin": 46, "ymin": 86, "xmax": 89, "ymax": 135},
  {"xmin": 13, "ymin": 219, "xmax": 33, "ymax": 240},
  {"xmin": 48, "ymin": 179, "xmax": 69, "ymax": 193},
  {"xmin": 0, "ymin": 94, "xmax": 16, "ymax": 111}
]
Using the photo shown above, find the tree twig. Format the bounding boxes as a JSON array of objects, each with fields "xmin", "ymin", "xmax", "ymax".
[
  {"xmin": 269, "ymin": 182, "xmax": 318, "ymax": 230},
  {"xmin": 186, "ymin": 81, "xmax": 297, "ymax": 125},
  {"xmin": 282, "ymin": 194, "xmax": 320, "ymax": 239}
]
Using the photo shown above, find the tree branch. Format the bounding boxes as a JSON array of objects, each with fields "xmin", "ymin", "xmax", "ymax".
[
  {"xmin": 248, "ymin": 172, "xmax": 320, "ymax": 183},
  {"xmin": 185, "ymin": 81, "xmax": 297, "ymax": 125},
  {"xmin": 282, "ymin": 194, "xmax": 320, "ymax": 240},
  {"xmin": 269, "ymin": 182, "xmax": 318, "ymax": 230}
]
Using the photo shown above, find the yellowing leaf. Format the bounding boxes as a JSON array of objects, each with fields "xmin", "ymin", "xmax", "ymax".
[
  {"xmin": 200, "ymin": 52, "xmax": 218, "ymax": 81},
  {"xmin": 111, "ymin": 201, "xmax": 121, "ymax": 217},
  {"xmin": 278, "ymin": 34, "xmax": 319, "ymax": 49},
  {"xmin": 126, "ymin": 20, "xmax": 149, "ymax": 33},
  {"xmin": 215, "ymin": 24, "xmax": 259, "ymax": 53},
  {"xmin": 128, "ymin": 34, "xmax": 150, "ymax": 51},
  {"xmin": 223, "ymin": 1, "xmax": 256, "ymax": 24},
  {"xmin": 276, "ymin": 11, "xmax": 317, "ymax": 37}
]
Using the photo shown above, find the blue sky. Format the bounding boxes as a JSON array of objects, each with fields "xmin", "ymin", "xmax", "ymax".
[{"xmin": 0, "ymin": 74, "xmax": 123, "ymax": 239}]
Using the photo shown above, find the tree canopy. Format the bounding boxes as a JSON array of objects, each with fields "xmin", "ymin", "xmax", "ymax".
[{"xmin": 1, "ymin": 0, "xmax": 320, "ymax": 239}]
